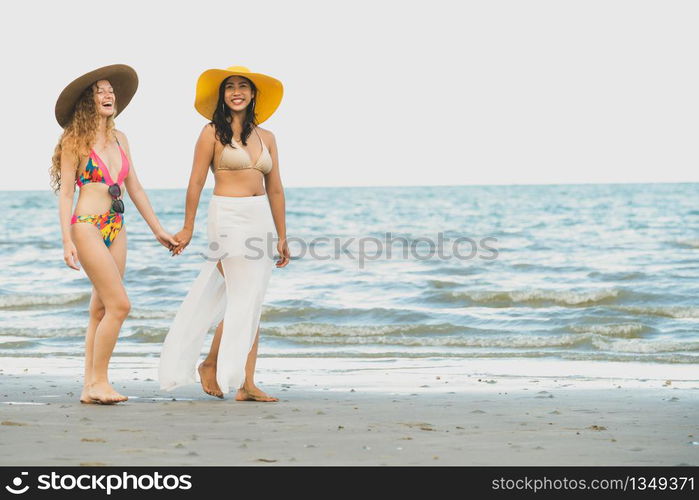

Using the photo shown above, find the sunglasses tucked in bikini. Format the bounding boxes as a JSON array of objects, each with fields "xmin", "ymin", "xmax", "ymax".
[{"xmin": 70, "ymin": 135, "xmax": 129, "ymax": 247}]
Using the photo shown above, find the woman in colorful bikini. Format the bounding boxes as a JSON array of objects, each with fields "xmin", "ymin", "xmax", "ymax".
[
  {"xmin": 159, "ymin": 66, "xmax": 290, "ymax": 402},
  {"xmin": 50, "ymin": 64, "xmax": 179, "ymax": 404}
]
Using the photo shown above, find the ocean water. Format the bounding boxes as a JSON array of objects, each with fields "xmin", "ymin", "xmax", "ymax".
[{"xmin": 1, "ymin": 184, "xmax": 699, "ymax": 367}]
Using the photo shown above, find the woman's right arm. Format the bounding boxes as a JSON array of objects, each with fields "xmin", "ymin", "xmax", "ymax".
[
  {"xmin": 58, "ymin": 145, "xmax": 80, "ymax": 270},
  {"xmin": 173, "ymin": 124, "xmax": 215, "ymax": 255}
]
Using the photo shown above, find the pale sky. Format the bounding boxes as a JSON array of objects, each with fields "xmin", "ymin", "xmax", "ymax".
[{"xmin": 2, "ymin": 0, "xmax": 698, "ymax": 191}]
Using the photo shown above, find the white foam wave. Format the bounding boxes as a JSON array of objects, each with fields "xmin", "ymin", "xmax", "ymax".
[
  {"xmin": 265, "ymin": 322, "xmax": 464, "ymax": 338},
  {"xmin": 591, "ymin": 337, "xmax": 699, "ymax": 354},
  {"xmin": 614, "ymin": 305, "xmax": 699, "ymax": 319},
  {"xmin": 437, "ymin": 288, "xmax": 622, "ymax": 306},
  {"xmin": 0, "ymin": 292, "xmax": 90, "ymax": 309},
  {"xmin": 128, "ymin": 309, "xmax": 175, "ymax": 320},
  {"xmin": 569, "ymin": 323, "xmax": 647, "ymax": 338}
]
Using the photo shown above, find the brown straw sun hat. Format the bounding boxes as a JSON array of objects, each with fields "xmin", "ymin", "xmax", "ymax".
[{"xmin": 55, "ymin": 63, "xmax": 138, "ymax": 128}]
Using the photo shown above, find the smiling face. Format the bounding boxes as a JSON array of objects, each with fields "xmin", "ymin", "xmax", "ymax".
[
  {"xmin": 93, "ymin": 79, "xmax": 116, "ymax": 118},
  {"xmin": 223, "ymin": 76, "xmax": 255, "ymax": 112}
]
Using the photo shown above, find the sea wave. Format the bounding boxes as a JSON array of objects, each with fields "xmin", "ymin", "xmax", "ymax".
[
  {"xmin": 672, "ymin": 239, "xmax": 699, "ymax": 249},
  {"xmin": 568, "ymin": 322, "xmax": 649, "ymax": 338},
  {"xmin": 128, "ymin": 308, "xmax": 175, "ymax": 320},
  {"xmin": 613, "ymin": 305, "xmax": 699, "ymax": 319},
  {"xmin": 586, "ymin": 270, "xmax": 646, "ymax": 281},
  {"xmin": 425, "ymin": 279, "xmax": 462, "ymax": 289},
  {"xmin": 0, "ymin": 292, "xmax": 90, "ymax": 309},
  {"xmin": 591, "ymin": 337, "xmax": 699, "ymax": 354},
  {"xmin": 124, "ymin": 326, "xmax": 170, "ymax": 343},
  {"xmin": 258, "ymin": 351, "xmax": 699, "ymax": 363},
  {"xmin": 0, "ymin": 327, "xmax": 86, "ymax": 339},
  {"xmin": 425, "ymin": 288, "xmax": 624, "ymax": 307},
  {"xmin": 266, "ymin": 327, "xmax": 592, "ymax": 348},
  {"xmin": 0, "ymin": 340, "xmax": 37, "ymax": 349},
  {"xmin": 261, "ymin": 305, "xmax": 431, "ymax": 322},
  {"xmin": 265, "ymin": 322, "xmax": 467, "ymax": 338}
]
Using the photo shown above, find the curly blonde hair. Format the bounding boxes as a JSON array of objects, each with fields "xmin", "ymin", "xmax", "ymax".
[{"xmin": 49, "ymin": 83, "xmax": 117, "ymax": 193}]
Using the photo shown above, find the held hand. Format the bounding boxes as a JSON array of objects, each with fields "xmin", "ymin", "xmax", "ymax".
[
  {"xmin": 172, "ymin": 227, "xmax": 193, "ymax": 256},
  {"xmin": 276, "ymin": 237, "xmax": 290, "ymax": 268},
  {"xmin": 63, "ymin": 240, "xmax": 80, "ymax": 270},
  {"xmin": 155, "ymin": 229, "xmax": 179, "ymax": 253}
]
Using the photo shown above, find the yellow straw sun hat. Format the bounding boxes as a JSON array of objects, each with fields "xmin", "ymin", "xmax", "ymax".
[
  {"xmin": 55, "ymin": 63, "xmax": 138, "ymax": 128},
  {"xmin": 194, "ymin": 65, "xmax": 283, "ymax": 123}
]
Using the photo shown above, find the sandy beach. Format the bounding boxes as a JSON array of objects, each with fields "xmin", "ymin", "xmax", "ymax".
[{"xmin": 0, "ymin": 357, "xmax": 696, "ymax": 466}]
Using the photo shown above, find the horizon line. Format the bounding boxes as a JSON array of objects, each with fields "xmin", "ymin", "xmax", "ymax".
[{"xmin": 4, "ymin": 180, "xmax": 699, "ymax": 193}]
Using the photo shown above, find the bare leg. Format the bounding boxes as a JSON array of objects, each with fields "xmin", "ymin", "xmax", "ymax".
[
  {"xmin": 243, "ymin": 326, "xmax": 261, "ymax": 387},
  {"xmin": 80, "ymin": 288, "xmax": 104, "ymax": 403},
  {"xmin": 235, "ymin": 325, "xmax": 278, "ymax": 402},
  {"xmin": 72, "ymin": 223, "xmax": 129, "ymax": 404},
  {"xmin": 198, "ymin": 261, "xmax": 225, "ymax": 398},
  {"xmin": 80, "ymin": 231, "xmax": 126, "ymax": 403},
  {"xmin": 199, "ymin": 319, "xmax": 224, "ymax": 398}
]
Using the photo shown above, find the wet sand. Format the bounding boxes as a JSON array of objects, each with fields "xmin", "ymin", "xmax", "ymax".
[{"xmin": 0, "ymin": 358, "xmax": 696, "ymax": 466}]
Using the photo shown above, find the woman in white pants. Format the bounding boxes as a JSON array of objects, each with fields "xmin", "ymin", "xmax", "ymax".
[{"xmin": 159, "ymin": 66, "xmax": 290, "ymax": 401}]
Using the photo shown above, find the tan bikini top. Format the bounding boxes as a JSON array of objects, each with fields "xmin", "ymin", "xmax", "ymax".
[{"xmin": 212, "ymin": 127, "xmax": 273, "ymax": 175}]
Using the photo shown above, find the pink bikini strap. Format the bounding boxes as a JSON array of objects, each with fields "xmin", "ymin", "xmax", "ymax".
[
  {"xmin": 89, "ymin": 149, "xmax": 116, "ymax": 186},
  {"xmin": 114, "ymin": 134, "xmax": 130, "ymax": 184}
]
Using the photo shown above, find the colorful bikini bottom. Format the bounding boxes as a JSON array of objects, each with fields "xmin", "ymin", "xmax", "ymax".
[{"xmin": 71, "ymin": 208, "xmax": 124, "ymax": 248}]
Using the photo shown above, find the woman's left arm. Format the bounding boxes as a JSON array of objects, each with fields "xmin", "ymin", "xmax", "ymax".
[
  {"xmin": 263, "ymin": 130, "xmax": 290, "ymax": 268},
  {"xmin": 118, "ymin": 130, "xmax": 179, "ymax": 251}
]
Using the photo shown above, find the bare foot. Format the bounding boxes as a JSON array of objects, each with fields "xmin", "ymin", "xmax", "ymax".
[
  {"xmin": 235, "ymin": 385, "xmax": 279, "ymax": 402},
  {"xmin": 198, "ymin": 362, "xmax": 223, "ymax": 399},
  {"xmin": 87, "ymin": 381, "xmax": 127, "ymax": 405},
  {"xmin": 80, "ymin": 387, "xmax": 95, "ymax": 404}
]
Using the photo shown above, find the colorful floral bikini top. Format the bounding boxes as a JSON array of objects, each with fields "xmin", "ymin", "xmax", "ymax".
[{"xmin": 76, "ymin": 136, "xmax": 130, "ymax": 187}]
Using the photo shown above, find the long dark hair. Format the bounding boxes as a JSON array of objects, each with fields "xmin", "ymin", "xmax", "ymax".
[{"xmin": 210, "ymin": 75, "xmax": 259, "ymax": 147}]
